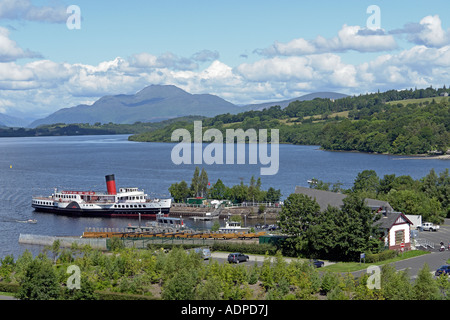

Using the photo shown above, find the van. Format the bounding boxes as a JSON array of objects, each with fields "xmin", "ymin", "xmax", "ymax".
[{"xmin": 189, "ymin": 247, "xmax": 211, "ymax": 260}]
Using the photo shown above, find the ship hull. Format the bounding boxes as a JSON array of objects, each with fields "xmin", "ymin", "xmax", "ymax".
[{"xmin": 32, "ymin": 204, "xmax": 170, "ymax": 218}]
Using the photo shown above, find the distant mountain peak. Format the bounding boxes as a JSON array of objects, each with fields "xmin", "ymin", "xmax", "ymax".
[
  {"xmin": 29, "ymin": 84, "xmax": 239, "ymax": 128},
  {"xmin": 137, "ymin": 84, "xmax": 188, "ymax": 97}
]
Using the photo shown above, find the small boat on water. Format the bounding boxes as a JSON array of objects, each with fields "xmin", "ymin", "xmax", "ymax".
[
  {"xmin": 17, "ymin": 219, "xmax": 37, "ymax": 224},
  {"xmin": 219, "ymin": 221, "xmax": 251, "ymax": 233},
  {"xmin": 31, "ymin": 174, "xmax": 171, "ymax": 218}
]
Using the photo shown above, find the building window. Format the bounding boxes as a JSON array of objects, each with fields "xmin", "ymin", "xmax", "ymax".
[{"xmin": 395, "ymin": 230, "xmax": 404, "ymax": 245}]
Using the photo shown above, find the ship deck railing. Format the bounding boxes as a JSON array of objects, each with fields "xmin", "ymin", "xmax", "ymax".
[{"xmin": 32, "ymin": 196, "xmax": 53, "ymax": 200}]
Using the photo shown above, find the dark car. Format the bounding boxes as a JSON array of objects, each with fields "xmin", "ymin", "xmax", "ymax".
[
  {"xmin": 311, "ymin": 259, "xmax": 325, "ymax": 268},
  {"xmin": 435, "ymin": 265, "xmax": 450, "ymax": 276},
  {"xmin": 228, "ymin": 253, "xmax": 249, "ymax": 264}
]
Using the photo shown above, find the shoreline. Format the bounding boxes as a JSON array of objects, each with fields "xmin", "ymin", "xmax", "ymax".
[
  {"xmin": 129, "ymin": 135, "xmax": 450, "ymax": 160},
  {"xmin": 392, "ymin": 154, "xmax": 450, "ymax": 160},
  {"xmin": 318, "ymin": 147, "xmax": 450, "ymax": 160}
]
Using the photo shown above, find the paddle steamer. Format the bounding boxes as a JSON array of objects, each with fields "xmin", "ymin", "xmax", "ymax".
[{"xmin": 32, "ymin": 175, "xmax": 171, "ymax": 218}]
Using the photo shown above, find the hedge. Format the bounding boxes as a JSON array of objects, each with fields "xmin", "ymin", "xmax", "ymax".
[
  {"xmin": 365, "ymin": 250, "xmax": 398, "ymax": 263},
  {"xmin": 95, "ymin": 291, "xmax": 158, "ymax": 300},
  {"xmin": 0, "ymin": 282, "xmax": 19, "ymax": 293},
  {"xmin": 211, "ymin": 241, "xmax": 278, "ymax": 255}
]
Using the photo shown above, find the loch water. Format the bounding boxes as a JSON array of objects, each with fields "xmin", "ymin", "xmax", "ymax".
[{"xmin": 0, "ymin": 134, "xmax": 448, "ymax": 258}]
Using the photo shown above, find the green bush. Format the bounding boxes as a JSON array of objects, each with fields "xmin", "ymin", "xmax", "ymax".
[
  {"xmin": 95, "ymin": 291, "xmax": 158, "ymax": 300},
  {"xmin": 0, "ymin": 281, "xmax": 19, "ymax": 293},
  {"xmin": 365, "ymin": 250, "xmax": 398, "ymax": 263},
  {"xmin": 211, "ymin": 241, "xmax": 277, "ymax": 255}
]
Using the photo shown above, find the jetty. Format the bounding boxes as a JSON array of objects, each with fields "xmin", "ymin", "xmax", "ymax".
[{"xmin": 80, "ymin": 228, "xmax": 266, "ymax": 240}]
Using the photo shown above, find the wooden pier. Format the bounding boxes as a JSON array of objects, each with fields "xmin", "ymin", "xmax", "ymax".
[{"xmin": 81, "ymin": 228, "xmax": 266, "ymax": 240}]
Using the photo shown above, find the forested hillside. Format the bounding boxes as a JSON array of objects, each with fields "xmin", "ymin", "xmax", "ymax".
[{"xmin": 129, "ymin": 87, "xmax": 450, "ymax": 156}]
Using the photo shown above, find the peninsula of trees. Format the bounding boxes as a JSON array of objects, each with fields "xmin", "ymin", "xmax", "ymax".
[{"xmin": 130, "ymin": 86, "xmax": 450, "ymax": 156}]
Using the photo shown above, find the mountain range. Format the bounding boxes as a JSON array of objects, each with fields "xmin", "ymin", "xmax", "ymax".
[
  {"xmin": 241, "ymin": 92, "xmax": 349, "ymax": 111},
  {"xmin": 28, "ymin": 85, "xmax": 240, "ymax": 128},
  {"xmin": 2, "ymin": 85, "xmax": 347, "ymax": 128},
  {"xmin": 0, "ymin": 113, "xmax": 30, "ymax": 128}
]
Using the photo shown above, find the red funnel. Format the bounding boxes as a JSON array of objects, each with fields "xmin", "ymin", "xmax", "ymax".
[{"xmin": 105, "ymin": 174, "xmax": 117, "ymax": 195}]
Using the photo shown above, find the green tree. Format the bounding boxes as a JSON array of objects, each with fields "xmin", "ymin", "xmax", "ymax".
[
  {"xmin": 278, "ymin": 193, "xmax": 321, "ymax": 256},
  {"xmin": 380, "ymin": 264, "xmax": 413, "ymax": 300},
  {"xmin": 16, "ymin": 256, "xmax": 61, "ymax": 300},
  {"xmin": 304, "ymin": 194, "xmax": 383, "ymax": 261},
  {"xmin": 194, "ymin": 276, "xmax": 222, "ymax": 300},
  {"xmin": 413, "ymin": 264, "xmax": 441, "ymax": 300},
  {"xmin": 190, "ymin": 166, "xmax": 200, "ymax": 197},
  {"xmin": 50, "ymin": 240, "xmax": 61, "ymax": 264},
  {"xmin": 63, "ymin": 273, "xmax": 98, "ymax": 300},
  {"xmin": 168, "ymin": 180, "xmax": 191, "ymax": 203},
  {"xmin": 199, "ymin": 168, "xmax": 209, "ymax": 198},
  {"xmin": 228, "ymin": 182, "xmax": 248, "ymax": 203},
  {"xmin": 162, "ymin": 268, "xmax": 199, "ymax": 300},
  {"xmin": 303, "ymin": 206, "xmax": 341, "ymax": 259},
  {"xmin": 0, "ymin": 254, "xmax": 15, "ymax": 282},
  {"xmin": 279, "ymin": 193, "xmax": 320, "ymax": 237},
  {"xmin": 265, "ymin": 187, "xmax": 282, "ymax": 203},
  {"xmin": 386, "ymin": 189, "xmax": 444, "ymax": 223},
  {"xmin": 352, "ymin": 170, "xmax": 380, "ymax": 196},
  {"xmin": 209, "ymin": 179, "xmax": 228, "ymax": 200},
  {"xmin": 334, "ymin": 195, "xmax": 383, "ymax": 261},
  {"xmin": 378, "ymin": 174, "xmax": 396, "ymax": 195},
  {"xmin": 248, "ymin": 176, "xmax": 258, "ymax": 204}
]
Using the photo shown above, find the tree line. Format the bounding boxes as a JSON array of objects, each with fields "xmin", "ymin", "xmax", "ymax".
[
  {"xmin": 130, "ymin": 87, "xmax": 450, "ymax": 156},
  {"xmin": 169, "ymin": 167, "xmax": 282, "ymax": 204}
]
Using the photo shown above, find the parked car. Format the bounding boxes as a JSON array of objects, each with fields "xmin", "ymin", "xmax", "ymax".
[
  {"xmin": 311, "ymin": 259, "xmax": 325, "ymax": 268},
  {"xmin": 188, "ymin": 247, "xmax": 211, "ymax": 260},
  {"xmin": 419, "ymin": 222, "xmax": 440, "ymax": 232},
  {"xmin": 435, "ymin": 265, "xmax": 450, "ymax": 276},
  {"xmin": 227, "ymin": 252, "xmax": 249, "ymax": 263}
]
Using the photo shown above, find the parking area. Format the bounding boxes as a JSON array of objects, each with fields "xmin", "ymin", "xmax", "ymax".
[{"xmin": 414, "ymin": 218, "xmax": 450, "ymax": 251}]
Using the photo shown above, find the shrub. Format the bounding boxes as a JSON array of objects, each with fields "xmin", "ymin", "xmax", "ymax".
[
  {"xmin": 365, "ymin": 250, "xmax": 398, "ymax": 263},
  {"xmin": 95, "ymin": 291, "xmax": 157, "ymax": 300},
  {"xmin": 0, "ymin": 282, "xmax": 19, "ymax": 293},
  {"xmin": 211, "ymin": 241, "xmax": 277, "ymax": 255}
]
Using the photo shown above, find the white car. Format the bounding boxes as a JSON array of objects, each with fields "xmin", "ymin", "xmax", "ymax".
[{"xmin": 420, "ymin": 222, "xmax": 439, "ymax": 232}]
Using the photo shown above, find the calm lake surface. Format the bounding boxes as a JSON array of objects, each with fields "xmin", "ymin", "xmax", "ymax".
[{"xmin": 0, "ymin": 134, "xmax": 448, "ymax": 258}]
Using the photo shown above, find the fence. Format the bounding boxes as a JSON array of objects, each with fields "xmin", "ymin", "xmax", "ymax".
[
  {"xmin": 18, "ymin": 234, "xmax": 107, "ymax": 250},
  {"xmin": 172, "ymin": 201, "xmax": 282, "ymax": 209},
  {"xmin": 414, "ymin": 238, "xmax": 435, "ymax": 250},
  {"xmin": 114, "ymin": 237, "xmax": 215, "ymax": 250}
]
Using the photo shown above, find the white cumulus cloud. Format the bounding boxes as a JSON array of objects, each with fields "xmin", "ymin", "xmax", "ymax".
[
  {"xmin": 0, "ymin": 26, "xmax": 40, "ymax": 61},
  {"xmin": 0, "ymin": 0, "xmax": 67, "ymax": 23},
  {"xmin": 256, "ymin": 24, "xmax": 397, "ymax": 57}
]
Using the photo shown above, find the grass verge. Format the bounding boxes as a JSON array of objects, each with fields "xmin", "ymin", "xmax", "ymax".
[{"xmin": 320, "ymin": 250, "xmax": 430, "ymax": 273}]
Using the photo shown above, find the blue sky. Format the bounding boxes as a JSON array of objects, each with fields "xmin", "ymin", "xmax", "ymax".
[{"xmin": 1, "ymin": 0, "xmax": 450, "ymax": 120}]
